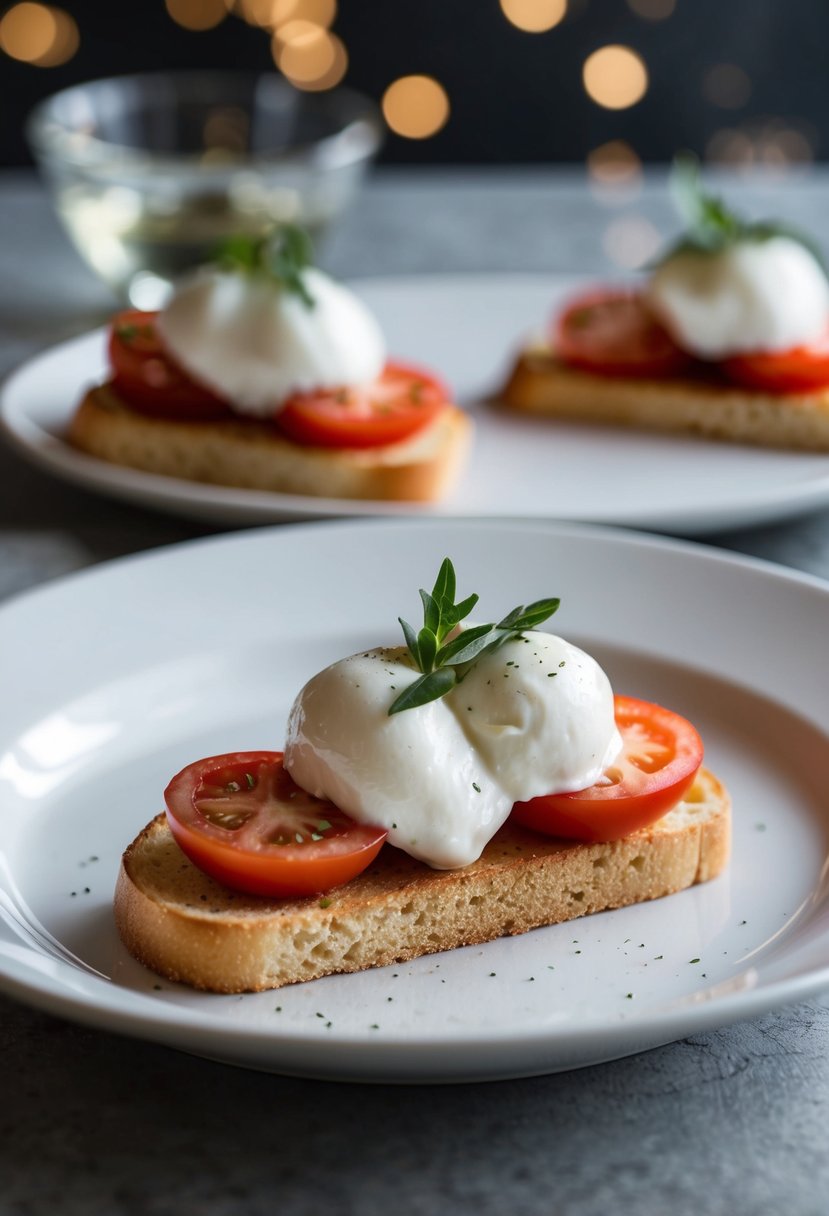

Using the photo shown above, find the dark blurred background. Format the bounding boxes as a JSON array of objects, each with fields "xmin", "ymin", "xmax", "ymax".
[{"xmin": 1, "ymin": 0, "xmax": 824, "ymax": 169}]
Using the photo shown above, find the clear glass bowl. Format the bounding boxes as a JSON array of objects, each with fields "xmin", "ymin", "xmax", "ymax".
[{"xmin": 27, "ymin": 71, "xmax": 383, "ymax": 307}]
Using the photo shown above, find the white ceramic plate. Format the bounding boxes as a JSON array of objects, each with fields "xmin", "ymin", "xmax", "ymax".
[
  {"xmin": 4, "ymin": 274, "xmax": 829, "ymax": 534},
  {"xmin": 1, "ymin": 518, "xmax": 828, "ymax": 1082}
]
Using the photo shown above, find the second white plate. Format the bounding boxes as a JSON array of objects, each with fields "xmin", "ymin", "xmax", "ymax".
[{"xmin": 5, "ymin": 275, "xmax": 829, "ymax": 533}]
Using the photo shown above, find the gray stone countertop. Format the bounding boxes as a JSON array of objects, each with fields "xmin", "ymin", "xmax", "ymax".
[{"xmin": 1, "ymin": 168, "xmax": 828, "ymax": 1215}]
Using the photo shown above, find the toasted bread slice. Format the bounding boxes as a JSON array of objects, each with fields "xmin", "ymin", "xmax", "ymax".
[
  {"xmin": 69, "ymin": 385, "xmax": 471, "ymax": 502},
  {"xmin": 500, "ymin": 348, "xmax": 829, "ymax": 451},
  {"xmin": 114, "ymin": 767, "xmax": 730, "ymax": 993}
]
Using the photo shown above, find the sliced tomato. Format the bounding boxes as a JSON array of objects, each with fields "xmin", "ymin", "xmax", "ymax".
[
  {"xmin": 555, "ymin": 290, "xmax": 692, "ymax": 378},
  {"xmin": 108, "ymin": 314, "xmax": 450, "ymax": 442},
  {"xmin": 510, "ymin": 696, "xmax": 703, "ymax": 843},
  {"xmin": 723, "ymin": 332, "xmax": 829, "ymax": 393},
  {"xmin": 164, "ymin": 750, "xmax": 387, "ymax": 898},
  {"xmin": 275, "ymin": 361, "xmax": 450, "ymax": 448},
  {"xmin": 108, "ymin": 309, "xmax": 233, "ymax": 419}
]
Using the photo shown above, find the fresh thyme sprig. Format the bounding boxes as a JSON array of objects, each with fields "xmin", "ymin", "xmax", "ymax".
[
  {"xmin": 214, "ymin": 225, "xmax": 316, "ymax": 307},
  {"xmin": 388, "ymin": 558, "xmax": 560, "ymax": 715},
  {"xmin": 656, "ymin": 153, "xmax": 826, "ymax": 271},
  {"xmin": 668, "ymin": 153, "xmax": 742, "ymax": 252}
]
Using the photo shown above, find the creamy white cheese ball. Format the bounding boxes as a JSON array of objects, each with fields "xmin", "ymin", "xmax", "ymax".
[
  {"xmin": 156, "ymin": 267, "xmax": 386, "ymax": 415},
  {"xmin": 445, "ymin": 632, "xmax": 621, "ymax": 803},
  {"xmin": 284, "ymin": 633, "xmax": 621, "ymax": 869},
  {"xmin": 647, "ymin": 236, "xmax": 829, "ymax": 358}
]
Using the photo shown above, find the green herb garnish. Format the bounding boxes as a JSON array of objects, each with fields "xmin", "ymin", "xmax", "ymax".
[
  {"xmin": 656, "ymin": 153, "xmax": 826, "ymax": 271},
  {"xmin": 388, "ymin": 558, "xmax": 559, "ymax": 715},
  {"xmin": 115, "ymin": 322, "xmax": 154, "ymax": 344},
  {"xmin": 214, "ymin": 225, "xmax": 316, "ymax": 307}
]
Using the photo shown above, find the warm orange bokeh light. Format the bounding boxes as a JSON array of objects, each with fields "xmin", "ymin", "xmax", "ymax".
[
  {"xmin": 165, "ymin": 0, "xmax": 228, "ymax": 30},
  {"xmin": 587, "ymin": 140, "xmax": 642, "ymax": 186},
  {"xmin": 588, "ymin": 141, "xmax": 643, "ymax": 205},
  {"xmin": 237, "ymin": 0, "xmax": 278, "ymax": 27},
  {"xmin": 583, "ymin": 45, "xmax": 648, "ymax": 110},
  {"xmin": 0, "ymin": 2, "xmax": 78, "ymax": 66},
  {"xmin": 500, "ymin": 0, "xmax": 566, "ymax": 33},
  {"xmin": 382, "ymin": 76, "xmax": 450, "ymax": 140},
  {"xmin": 237, "ymin": 0, "xmax": 335, "ymax": 29},
  {"xmin": 35, "ymin": 4, "xmax": 75, "ymax": 63},
  {"xmin": 272, "ymin": 0, "xmax": 336, "ymax": 27},
  {"xmin": 274, "ymin": 16, "xmax": 322, "ymax": 48},
  {"xmin": 0, "ymin": 1, "xmax": 55, "ymax": 60},
  {"xmin": 273, "ymin": 24, "xmax": 347, "ymax": 91}
]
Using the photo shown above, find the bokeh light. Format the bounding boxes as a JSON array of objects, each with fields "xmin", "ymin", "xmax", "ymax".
[
  {"xmin": 500, "ymin": 0, "xmax": 567, "ymax": 34},
  {"xmin": 702, "ymin": 63, "xmax": 751, "ymax": 110},
  {"xmin": 272, "ymin": 23, "xmax": 346, "ymax": 90},
  {"xmin": 587, "ymin": 140, "xmax": 642, "ymax": 188},
  {"xmin": 382, "ymin": 76, "xmax": 450, "ymax": 140},
  {"xmin": 274, "ymin": 16, "xmax": 321, "ymax": 46},
  {"xmin": 706, "ymin": 128, "xmax": 753, "ymax": 167},
  {"xmin": 626, "ymin": 0, "xmax": 674, "ymax": 19},
  {"xmin": 235, "ymin": 0, "xmax": 278, "ymax": 27},
  {"xmin": 707, "ymin": 121, "xmax": 815, "ymax": 171},
  {"xmin": 583, "ymin": 45, "xmax": 648, "ymax": 110},
  {"xmin": 271, "ymin": 0, "xmax": 336, "ymax": 26},
  {"xmin": 602, "ymin": 215, "xmax": 662, "ymax": 269},
  {"xmin": 236, "ymin": 0, "xmax": 335, "ymax": 29},
  {"xmin": 0, "ymin": 1, "xmax": 78, "ymax": 65},
  {"xmin": 165, "ymin": 0, "xmax": 228, "ymax": 30},
  {"xmin": 764, "ymin": 126, "xmax": 815, "ymax": 166},
  {"xmin": 0, "ymin": 1, "xmax": 54, "ymax": 60}
]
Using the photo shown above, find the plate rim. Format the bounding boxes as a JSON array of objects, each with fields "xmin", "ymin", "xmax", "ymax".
[
  {"xmin": 2, "ymin": 515, "xmax": 829, "ymax": 1080},
  {"xmin": 1, "ymin": 509, "xmax": 828, "ymax": 617}
]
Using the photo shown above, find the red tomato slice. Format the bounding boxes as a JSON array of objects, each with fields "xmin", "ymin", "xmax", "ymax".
[
  {"xmin": 510, "ymin": 696, "xmax": 703, "ymax": 843},
  {"xmin": 275, "ymin": 361, "xmax": 450, "ymax": 448},
  {"xmin": 722, "ymin": 332, "xmax": 829, "ymax": 393},
  {"xmin": 555, "ymin": 290, "xmax": 692, "ymax": 378},
  {"xmin": 108, "ymin": 309, "xmax": 234, "ymax": 420},
  {"xmin": 164, "ymin": 750, "xmax": 387, "ymax": 898}
]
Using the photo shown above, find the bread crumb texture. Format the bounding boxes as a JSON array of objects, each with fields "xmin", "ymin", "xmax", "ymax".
[
  {"xmin": 500, "ymin": 352, "xmax": 829, "ymax": 451},
  {"xmin": 115, "ymin": 769, "xmax": 730, "ymax": 992},
  {"xmin": 69, "ymin": 386, "xmax": 471, "ymax": 502}
]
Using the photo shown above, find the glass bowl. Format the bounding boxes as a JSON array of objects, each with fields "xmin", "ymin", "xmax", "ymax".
[{"xmin": 27, "ymin": 71, "xmax": 383, "ymax": 308}]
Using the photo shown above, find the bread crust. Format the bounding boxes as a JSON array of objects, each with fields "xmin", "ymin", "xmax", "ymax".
[
  {"xmin": 69, "ymin": 385, "xmax": 471, "ymax": 502},
  {"xmin": 500, "ymin": 348, "xmax": 829, "ymax": 450},
  {"xmin": 114, "ymin": 768, "xmax": 730, "ymax": 993}
]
